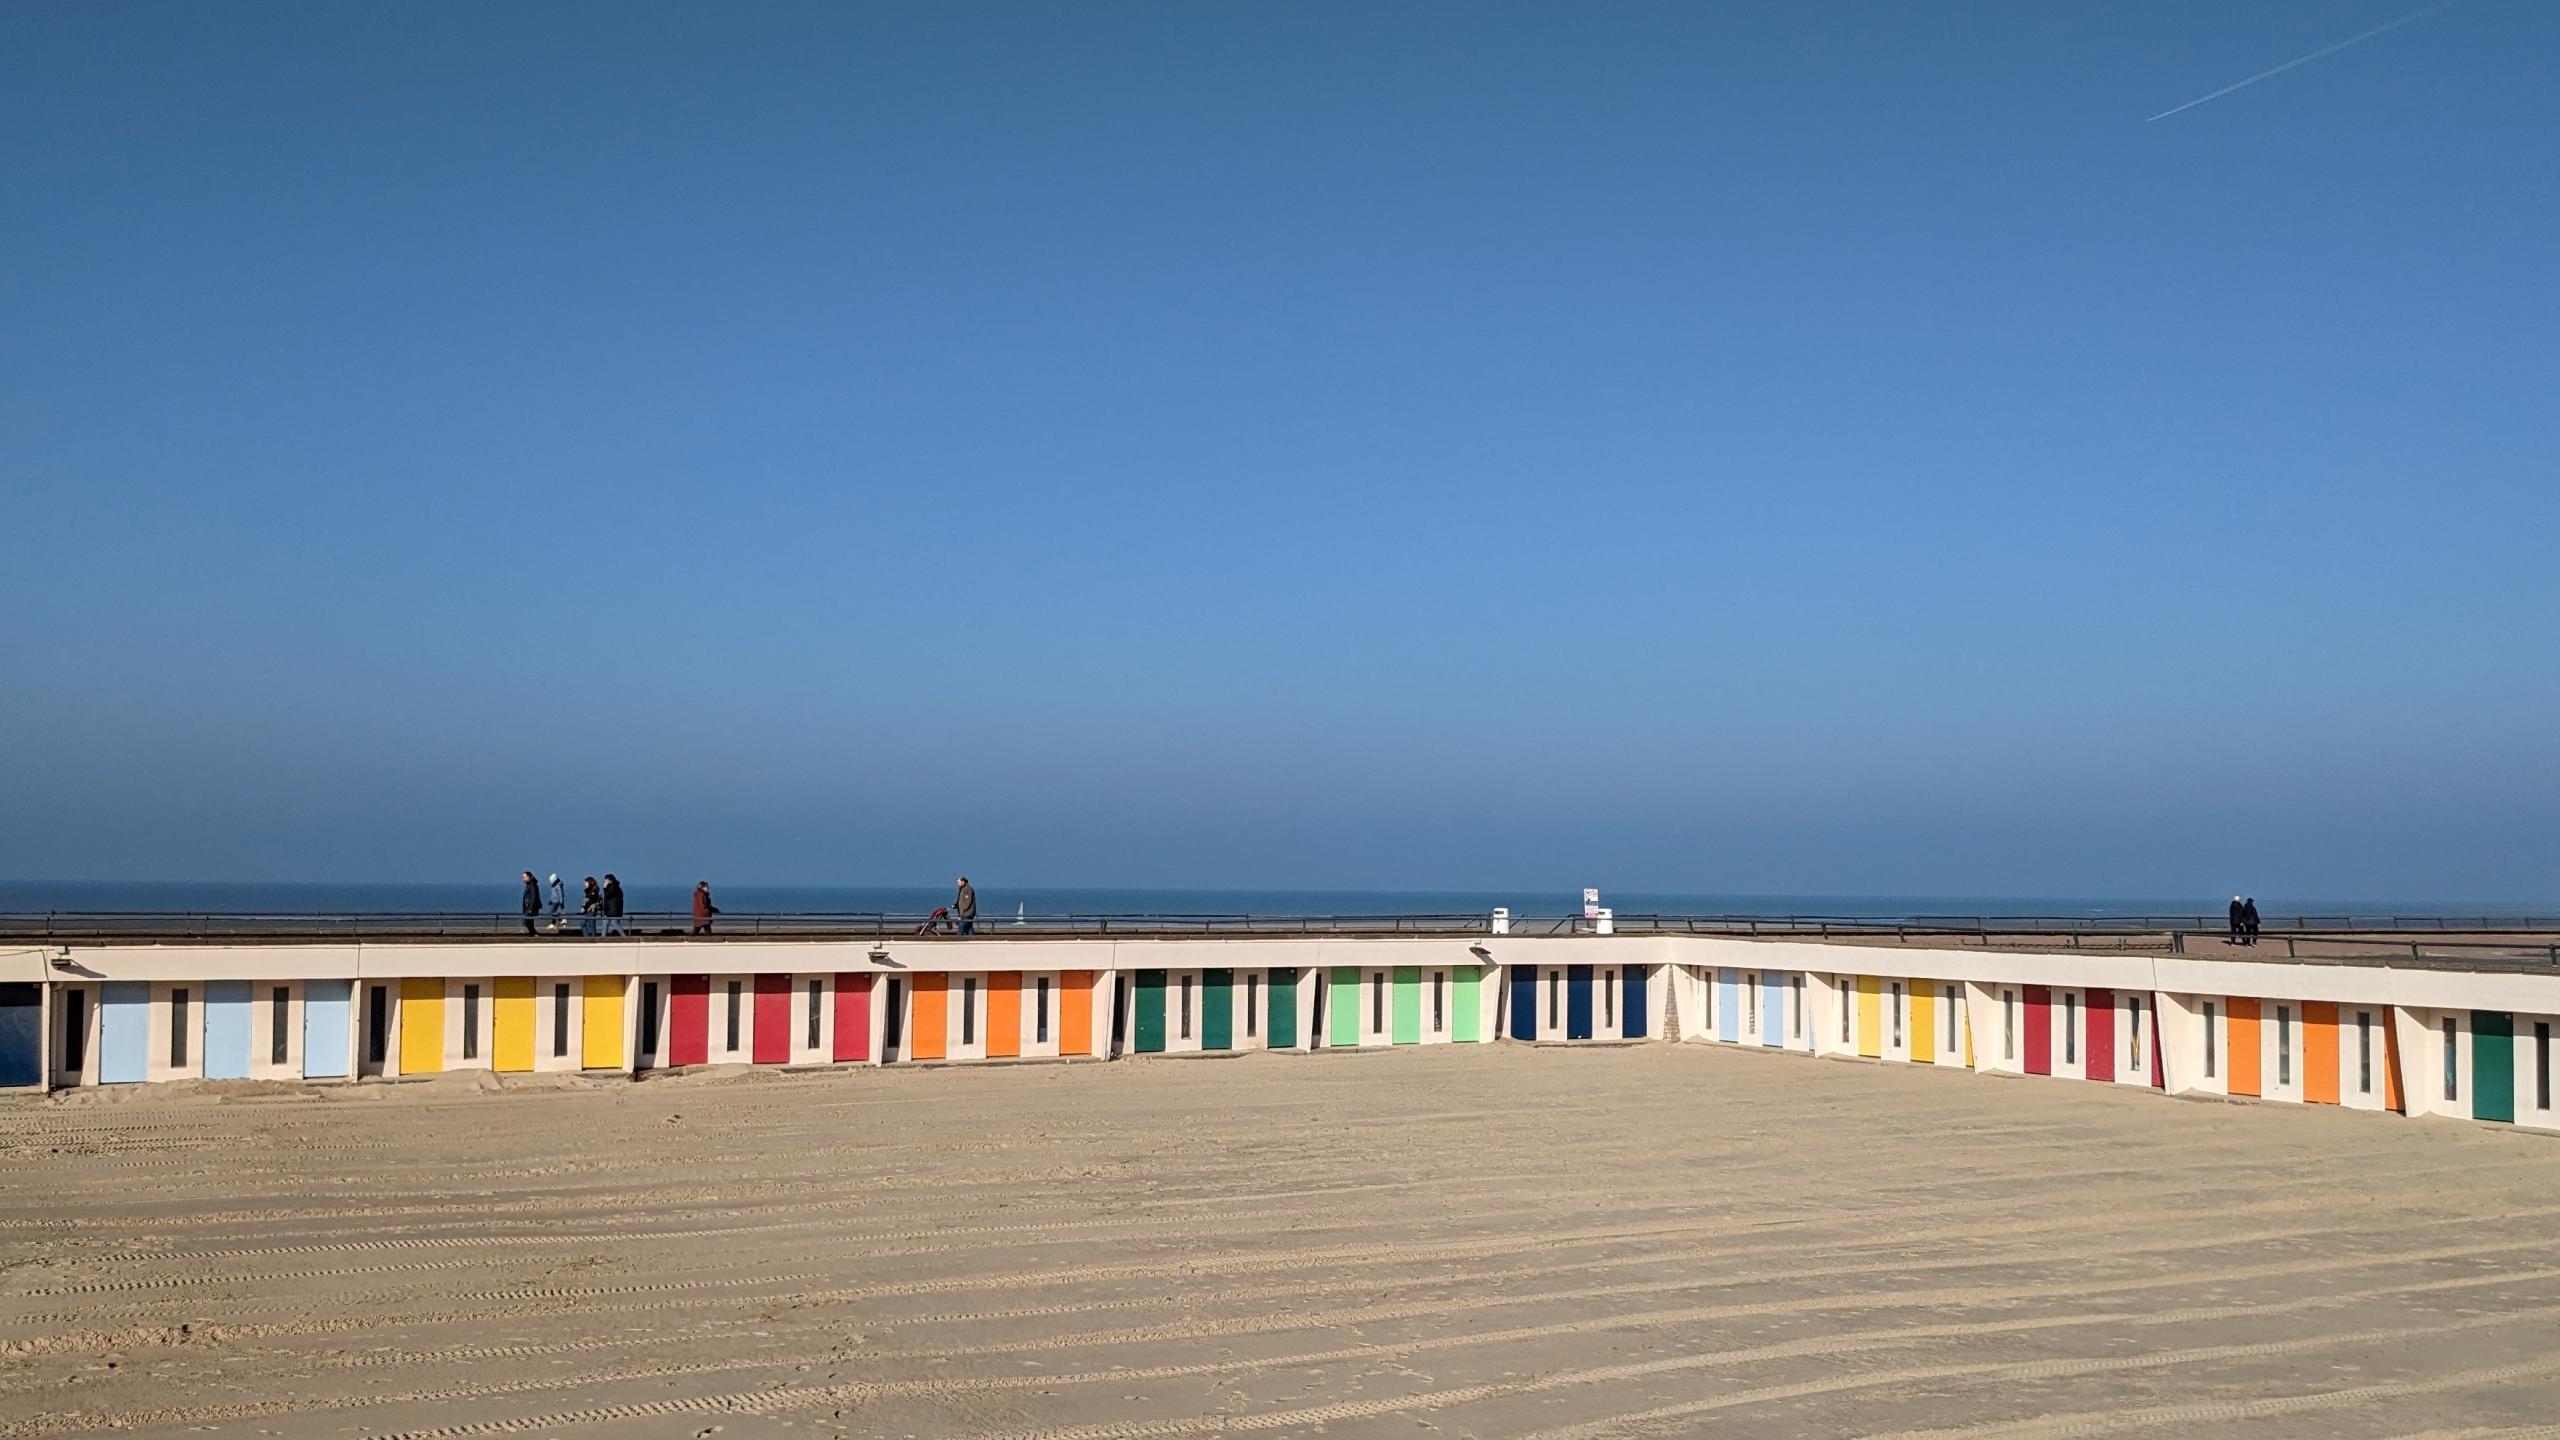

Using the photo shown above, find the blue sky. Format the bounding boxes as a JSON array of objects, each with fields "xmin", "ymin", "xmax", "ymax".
[{"xmin": 4, "ymin": 2, "xmax": 2555, "ymax": 900}]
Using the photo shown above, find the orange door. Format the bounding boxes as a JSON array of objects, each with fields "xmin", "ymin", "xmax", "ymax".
[
  {"xmin": 988, "ymin": 972, "xmax": 1022, "ymax": 1057},
  {"xmin": 910, "ymin": 974, "xmax": 948, "ymax": 1060},
  {"xmin": 2383, "ymin": 1018, "xmax": 2405, "ymax": 1113},
  {"xmin": 2227, "ymin": 997, "xmax": 2262, "ymax": 1097},
  {"xmin": 2303, "ymin": 1001, "xmax": 2341, "ymax": 1104},
  {"xmin": 1059, "ymin": 970, "xmax": 1093, "ymax": 1056}
]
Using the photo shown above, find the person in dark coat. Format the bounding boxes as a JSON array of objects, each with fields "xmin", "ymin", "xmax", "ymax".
[
  {"xmin": 2228, "ymin": 896, "xmax": 2245, "ymax": 945},
  {"xmin": 521, "ymin": 871, "xmax": 541, "ymax": 935},
  {"xmin": 955, "ymin": 876, "xmax": 977, "ymax": 936},
  {"xmin": 692, "ymin": 881, "xmax": 720, "ymax": 936},
  {"xmin": 601, "ymin": 874, "xmax": 624, "ymax": 918},
  {"xmin": 2242, "ymin": 897, "xmax": 2261, "ymax": 946}
]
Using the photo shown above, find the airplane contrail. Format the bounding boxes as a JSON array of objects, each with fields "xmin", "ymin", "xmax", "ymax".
[{"xmin": 2146, "ymin": 0, "xmax": 2464, "ymax": 122}]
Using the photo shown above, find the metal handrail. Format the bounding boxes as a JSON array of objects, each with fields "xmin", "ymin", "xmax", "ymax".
[{"xmin": 7, "ymin": 909, "xmax": 2560, "ymax": 947}]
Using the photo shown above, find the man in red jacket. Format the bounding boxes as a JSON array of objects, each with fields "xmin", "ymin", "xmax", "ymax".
[{"xmin": 692, "ymin": 882, "xmax": 720, "ymax": 935}]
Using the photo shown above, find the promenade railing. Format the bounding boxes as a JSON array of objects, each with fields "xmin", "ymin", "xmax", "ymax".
[{"xmin": 7, "ymin": 909, "xmax": 2560, "ymax": 964}]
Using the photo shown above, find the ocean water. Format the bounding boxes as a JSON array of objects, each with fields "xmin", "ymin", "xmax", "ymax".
[{"xmin": 0, "ymin": 880, "xmax": 2544, "ymax": 923}]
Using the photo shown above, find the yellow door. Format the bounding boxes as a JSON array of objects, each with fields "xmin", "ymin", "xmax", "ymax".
[
  {"xmin": 582, "ymin": 977, "xmax": 627, "ymax": 1069},
  {"xmin": 1856, "ymin": 976, "xmax": 1883, "ymax": 1058},
  {"xmin": 493, "ymin": 977, "xmax": 536, "ymax": 1072},
  {"xmin": 1910, "ymin": 983, "xmax": 1936, "ymax": 1065},
  {"xmin": 399, "ymin": 977, "xmax": 446, "ymax": 1075}
]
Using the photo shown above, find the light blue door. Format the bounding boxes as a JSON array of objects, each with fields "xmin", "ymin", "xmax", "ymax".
[
  {"xmin": 1763, "ymin": 972, "xmax": 1786, "ymax": 1047},
  {"xmin": 203, "ymin": 981, "xmax": 252, "ymax": 1079},
  {"xmin": 1716, "ymin": 969, "xmax": 1740, "ymax": 1043},
  {"xmin": 304, "ymin": 980, "xmax": 352, "ymax": 1078},
  {"xmin": 101, "ymin": 982, "xmax": 149, "ymax": 1083}
]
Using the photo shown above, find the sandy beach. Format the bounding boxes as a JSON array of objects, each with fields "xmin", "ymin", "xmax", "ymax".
[{"xmin": 6, "ymin": 1043, "xmax": 2560, "ymax": 1438}]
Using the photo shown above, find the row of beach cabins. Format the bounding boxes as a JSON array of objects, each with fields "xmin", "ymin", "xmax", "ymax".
[{"xmin": 4, "ymin": 935, "xmax": 2555, "ymax": 1131}]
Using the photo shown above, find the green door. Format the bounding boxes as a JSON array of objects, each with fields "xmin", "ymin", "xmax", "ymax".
[
  {"xmin": 1266, "ymin": 968, "xmax": 1298, "ymax": 1048},
  {"xmin": 1453, "ymin": 967, "xmax": 1481, "ymax": 1041},
  {"xmin": 1133, "ymin": 970, "xmax": 1167, "ymax": 1054},
  {"xmin": 1328, "ymin": 966, "xmax": 1361, "ymax": 1047},
  {"xmin": 1391, "ymin": 967, "xmax": 1421, "ymax": 1044},
  {"xmin": 2474, "ymin": 1010, "xmax": 2515, "ymax": 1122},
  {"xmin": 1202, "ymin": 969, "xmax": 1233, "ymax": 1050}
]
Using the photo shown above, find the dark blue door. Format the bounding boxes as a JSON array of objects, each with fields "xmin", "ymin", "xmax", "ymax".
[
  {"xmin": 1622, "ymin": 965, "xmax": 1648, "ymax": 1039},
  {"xmin": 0, "ymin": 984, "xmax": 39, "ymax": 1087},
  {"xmin": 1566, "ymin": 965, "xmax": 1594, "ymax": 1040},
  {"xmin": 1508, "ymin": 966, "xmax": 1537, "ymax": 1040}
]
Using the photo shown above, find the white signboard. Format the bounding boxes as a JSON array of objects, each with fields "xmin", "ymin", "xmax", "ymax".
[{"xmin": 1583, "ymin": 888, "xmax": 1601, "ymax": 920}]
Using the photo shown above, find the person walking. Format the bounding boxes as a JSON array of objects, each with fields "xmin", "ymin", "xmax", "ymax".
[
  {"xmin": 955, "ymin": 876, "xmax": 977, "ymax": 936},
  {"xmin": 601, "ymin": 874, "xmax": 625, "ymax": 936},
  {"xmin": 692, "ymin": 881, "xmax": 720, "ymax": 936},
  {"xmin": 2242, "ymin": 897, "xmax": 2262, "ymax": 946},
  {"xmin": 547, "ymin": 873, "xmax": 566, "ymax": 918},
  {"xmin": 521, "ymin": 871, "xmax": 542, "ymax": 935},
  {"xmin": 2228, "ymin": 896, "xmax": 2245, "ymax": 946},
  {"xmin": 579, "ymin": 877, "xmax": 603, "ymax": 936}
]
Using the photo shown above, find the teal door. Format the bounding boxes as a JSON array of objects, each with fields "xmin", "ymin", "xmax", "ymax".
[
  {"xmin": 1202, "ymin": 969, "xmax": 1232, "ymax": 1050},
  {"xmin": 2474, "ymin": 1010, "xmax": 2515, "ymax": 1122},
  {"xmin": 1133, "ymin": 970, "xmax": 1167, "ymax": 1053},
  {"xmin": 1266, "ymin": 968, "xmax": 1299, "ymax": 1047}
]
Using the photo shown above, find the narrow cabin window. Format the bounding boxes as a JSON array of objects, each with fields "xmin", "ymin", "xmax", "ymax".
[
  {"xmin": 2125, "ymin": 995, "xmax": 2140, "ymax": 1071},
  {"xmin": 807, "ymin": 980, "xmax": 823, "ymax": 1051},
  {"xmin": 2357, "ymin": 1011, "xmax": 2373, "ymax": 1093},
  {"xmin": 1433, "ymin": 972, "xmax": 1445, "ymax": 1033},
  {"xmin": 2003, "ymin": 991, "xmax": 2016, "ymax": 1060},
  {"xmin": 170, "ymin": 989, "xmax": 190, "ymax": 1067},
  {"xmin": 1891, "ymin": 983, "xmax": 1904, "ymax": 1048},
  {"xmin": 1549, "ymin": 972, "xmax": 1560, "ymax": 1029},
  {"xmin": 1842, "ymin": 984, "xmax": 1853, "ymax": 1043},
  {"xmin": 2537, "ymin": 1022, "xmax": 2551, "ymax": 1111},
  {"xmin": 1036, "ymin": 977, "xmax": 1051, "ymax": 1044},
  {"xmin": 2063, "ymin": 993, "xmax": 2076, "ymax": 1065},
  {"xmin": 1793, "ymin": 976, "xmax": 1804, "ymax": 1038},
  {"xmin": 2204, "ymin": 1002, "xmax": 2217, "ymax": 1078},
  {"xmin": 272, "ymin": 987, "xmax": 291, "ymax": 1065},
  {"xmin": 1246, "ymin": 975, "xmax": 1258, "ymax": 1037},
  {"xmin": 368, "ymin": 985, "xmax": 389, "ymax": 1065},
  {"xmin": 964, "ymin": 977, "xmax": 980, "ymax": 1045},
  {"xmin": 555, "ymin": 984, "xmax": 572, "ymax": 1058},
  {"xmin": 1948, "ymin": 986, "xmax": 1961, "ymax": 1053},
  {"xmin": 2277, "ymin": 1006, "xmax": 2292, "ymax": 1087},
  {"xmin": 2444, "ymin": 1018, "xmax": 2459, "ymax": 1101},
  {"xmin": 1603, "ymin": 974, "xmax": 1615, "ymax": 1029},
  {"xmin": 725, "ymin": 982, "xmax": 742, "ymax": 1052},
  {"xmin": 1372, "ymin": 974, "xmax": 1385, "ymax": 1034},
  {"xmin": 64, "ymin": 991, "xmax": 88, "ymax": 1073},
  {"xmin": 1747, "ymin": 975, "xmax": 1759, "ymax": 1033},
  {"xmin": 462, "ymin": 985, "xmax": 480, "ymax": 1060}
]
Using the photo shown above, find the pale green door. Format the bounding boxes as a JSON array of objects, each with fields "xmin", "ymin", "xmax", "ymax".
[
  {"xmin": 1453, "ymin": 969, "xmax": 1481, "ymax": 1041},
  {"xmin": 1328, "ymin": 967, "xmax": 1361, "ymax": 1046},
  {"xmin": 1391, "ymin": 967, "xmax": 1421, "ymax": 1044}
]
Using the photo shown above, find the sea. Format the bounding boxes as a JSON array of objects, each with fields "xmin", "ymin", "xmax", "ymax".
[{"xmin": 0, "ymin": 881, "xmax": 2547, "ymax": 924}]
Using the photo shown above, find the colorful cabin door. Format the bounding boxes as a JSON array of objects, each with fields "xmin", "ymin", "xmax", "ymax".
[{"xmin": 1132, "ymin": 970, "xmax": 1166, "ymax": 1053}]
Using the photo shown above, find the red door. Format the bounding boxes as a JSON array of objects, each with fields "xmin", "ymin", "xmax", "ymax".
[
  {"xmin": 2023, "ymin": 985, "xmax": 2052, "ymax": 1075},
  {"xmin": 669, "ymin": 975, "xmax": 710, "ymax": 1066},
  {"xmin": 2085, "ymin": 987, "xmax": 2115, "ymax": 1083},
  {"xmin": 2151, "ymin": 999, "xmax": 2167, "ymax": 1088},
  {"xmin": 833, "ymin": 973, "xmax": 872, "ymax": 1061},
  {"xmin": 752, "ymin": 974, "xmax": 789, "ymax": 1064}
]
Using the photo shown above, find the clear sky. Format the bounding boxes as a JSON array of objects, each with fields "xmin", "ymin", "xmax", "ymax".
[{"xmin": 5, "ymin": 2, "xmax": 2555, "ymax": 901}]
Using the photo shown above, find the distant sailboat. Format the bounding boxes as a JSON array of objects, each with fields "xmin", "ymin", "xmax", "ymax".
[{"xmin": 1013, "ymin": 902, "xmax": 1026, "ymax": 926}]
